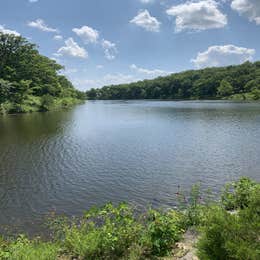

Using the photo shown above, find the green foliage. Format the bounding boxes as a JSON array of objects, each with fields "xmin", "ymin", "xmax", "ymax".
[
  {"xmin": 184, "ymin": 184, "xmax": 208, "ymax": 227},
  {"xmin": 217, "ymin": 79, "xmax": 234, "ymax": 97},
  {"xmin": 60, "ymin": 203, "xmax": 143, "ymax": 259},
  {"xmin": 244, "ymin": 78, "xmax": 260, "ymax": 92},
  {"xmin": 221, "ymin": 177, "xmax": 259, "ymax": 210},
  {"xmin": 86, "ymin": 61, "xmax": 260, "ymax": 100},
  {"xmin": 0, "ymin": 178, "xmax": 259, "ymax": 259},
  {"xmin": 0, "ymin": 235, "xmax": 59, "ymax": 260},
  {"xmin": 49, "ymin": 203, "xmax": 185, "ymax": 259},
  {"xmin": 0, "ymin": 79, "xmax": 12, "ymax": 104},
  {"xmin": 197, "ymin": 191, "xmax": 260, "ymax": 259},
  {"xmin": 197, "ymin": 178, "xmax": 260, "ymax": 260},
  {"xmin": 40, "ymin": 94, "xmax": 54, "ymax": 111},
  {"xmin": 0, "ymin": 33, "xmax": 85, "ymax": 114},
  {"xmin": 142, "ymin": 209, "xmax": 184, "ymax": 256}
]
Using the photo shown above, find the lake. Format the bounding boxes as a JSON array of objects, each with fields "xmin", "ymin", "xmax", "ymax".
[{"xmin": 0, "ymin": 100, "xmax": 260, "ymax": 234}]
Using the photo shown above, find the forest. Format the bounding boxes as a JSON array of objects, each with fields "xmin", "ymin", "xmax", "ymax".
[
  {"xmin": 86, "ymin": 61, "xmax": 260, "ymax": 101},
  {"xmin": 0, "ymin": 33, "xmax": 85, "ymax": 114}
]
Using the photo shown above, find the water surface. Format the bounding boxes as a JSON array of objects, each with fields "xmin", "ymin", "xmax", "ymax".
[{"xmin": 0, "ymin": 100, "xmax": 260, "ymax": 234}]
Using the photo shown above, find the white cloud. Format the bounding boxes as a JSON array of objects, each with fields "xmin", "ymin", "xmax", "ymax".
[
  {"xmin": 191, "ymin": 45, "xmax": 255, "ymax": 68},
  {"xmin": 166, "ymin": 0, "xmax": 227, "ymax": 32},
  {"xmin": 73, "ymin": 73, "xmax": 140, "ymax": 90},
  {"xmin": 29, "ymin": 0, "xmax": 38, "ymax": 3},
  {"xmin": 101, "ymin": 39, "xmax": 118, "ymax": 60},
  {"xmin": 231, "ymin": 0, "xmax": 260, "ymax": 25},
  {"xmin": 72, "ymin": 25, "xmax": 99, "ymax": 43},
  {"xmin": 57, "ymin": 38, "xmax": 88, "ymax": 59},
  {"xmin": 130, "ymin": 10, "xmax": 161, "ymax": 32},
  {"xmin": 0, "ymin": 25, "xmax": 20, "ymax": 36},
  {"xmin": 64, "ymin": 68, "xmax": 78, "ymax": 74},
  {"xmin": 103, "ymin": 73, "xmax": 137, "ymax": 85},
  {"xmin": 140, "ymin": 0, "xmax": 153, "ymax": 3},
  {"xmin": 54, "ymin": 35, "xmax": 63, "ymax": 40},
  {"xmin": 27, "ymin": 19, "xmax": 58, "ymax": 33},
  {"xmin": 96, "ymin": 65, "xmax": 104, "ymax": 69},
  {"xmin": 72, "ymin": 64, "xmax": 172, "ymax": 90},
  {"xmin": 130, "ymin": 64, "xmax": 171, "ymax": 77}
]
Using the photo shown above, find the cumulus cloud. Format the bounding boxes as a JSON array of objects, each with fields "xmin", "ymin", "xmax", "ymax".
[
  {"xmin": 130, "ymin": 10, "xmax": 161, "ymax": 32},
  {"xmin": 130, "ymin": 64, "xmax": 171, "ymax": 77},
  {"xmin": 140, "ymin": 0, "xmax": 153, "ymax": 3},
  {"xmin": 72, "ymin": 25, "xmax": 99, "ymax": 43},
  {"xmin": 166, "ymin": 0, "xmax": 227, "ymax": 32},
  {"xmin": 191, "ymin": 45, "xmax": 255, "ymax": 68},
  {"xmin": 57, "ymin": 38, "xmax": 88, "ymax": 59},
  {"xmin": 0, "ymin": 25, "xmax": 20, "ymax": 36},
  {"xmin": 101, "ymin": 39, "xmax": 118, "ymax": 60},
  {"xmin": 53, "ymin": 35, "xmax": 63, "ymax": 40},
  {"xmin": 27, "ymin": 19, "xmax": 58, "ymax": 33},
  {"xmin": 73, "ymin": 73, "xmax": 140, "ymax": 90},
  {"xmin": 231, "ymin": 0, "xmax": 260, "ymax": 25},
  {"xmin": 62, "ymin": 68, "xmax": 78, "ymax": 75}
]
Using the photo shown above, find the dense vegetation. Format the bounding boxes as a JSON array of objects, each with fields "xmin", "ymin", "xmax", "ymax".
[
  {"xmin": 0, "ymin": 177, "xmax": 259, "ymax": 259},
  {"xmin": 0, "ymin": 33, "xmax": 85, "ymax": 114},
  {"xmin": 86, "ymin": 61, "xmax": 260, "ymax": 101}
]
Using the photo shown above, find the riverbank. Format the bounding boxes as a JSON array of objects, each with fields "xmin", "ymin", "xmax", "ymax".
[
  {"xmin": 0, "ymin": 96, "xmax": 84, "ymax": 115},
  {"xmin": 0, "ymin": 33, "xmax": 86, "ymax": 116},
  {"xmin": 0, "ymin": 177, "xmax": 259, "ymax": 260}
]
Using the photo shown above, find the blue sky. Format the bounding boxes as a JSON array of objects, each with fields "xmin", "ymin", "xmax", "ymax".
[{"xmin": 1, "ymin": 0, "xmax": 260, "ymax": 90}]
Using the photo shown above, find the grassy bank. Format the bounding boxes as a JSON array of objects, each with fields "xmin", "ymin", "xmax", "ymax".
[
  {"xmin": 0, "ymin": 177, "xmax": 259, "ymax": 260},
  {"xmin": 0, "ymin": 96, "xmax": 84, "ymax": 115}
]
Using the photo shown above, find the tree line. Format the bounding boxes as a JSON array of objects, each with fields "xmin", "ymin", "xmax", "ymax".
[
  {"xmin": 0, "ymin": 33, "xmax": 85, "ymax": 114},
  {"xmin": 86, "ymin": 61, "xmax": 260, "ymax": 101}
]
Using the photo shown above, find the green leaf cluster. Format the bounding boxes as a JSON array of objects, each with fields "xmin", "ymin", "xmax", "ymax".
[
  {"xmin": 197, "ymin": 178, "xmax": 260, "ymax": 260},
  {"xmin": 86, "ymin": 61, "xmax": 260, "ymax": 100},
  {"xmin": 0, "ymin": 33, "xmax": 85, "ymax": 114},
  {"xmin": 0, "ymin": 178, "xmax": 259, "ymax": 259}
]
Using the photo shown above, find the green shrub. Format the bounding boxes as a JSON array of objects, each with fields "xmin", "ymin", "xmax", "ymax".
[
  {"xmin": 221, "ymin": 177, "xmax": 259, "ymax": 210},
  {"xmin": 0, "ymin": 178, "xmax": 258, "ymax": 260},
  {"xmin": 0, "ymin": 235, "xmax": 59, "ymax": 260},
  {"xmin": 40, "ymin": 94, "xmax": 55, "ymax": 111},
  {"xmin": 141, "ymin": 209, "xmax": 185, "ymax": 257},
  {"xmin": 53, "ymin": 203, "xmax": 185, "ymax": 259},
  {"xmin": 197, "ymin": 179, "xmax": 260, "ymax": 260},
  {"xmin": 61, "ymin": 203, "xmax": 143, "ymax": 259}
]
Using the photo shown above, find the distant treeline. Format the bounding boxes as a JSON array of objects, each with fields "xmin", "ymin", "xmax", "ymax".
[
  {"xmin": 86, "ymin": 61, "xmax": 260, "ymax": 101},
  {"xmin": 0, "ymin": 33, "xmax": 85, "ymax": 114}
]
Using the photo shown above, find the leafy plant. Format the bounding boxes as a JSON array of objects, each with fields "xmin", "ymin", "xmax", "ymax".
[
  {"xmin": 0, "ymin": 32, "xmax": 85, "ymax": 114},
  {"xmin": 197, "ymin": 178, "xmax": 260, "ymax": 260},
  {"xmin": 0, "ymin": 235, "xmax": 59, "ymax": 260},
  {"xmin": 221, "ymin": 177, "xmax": 259, "ymax": 210},
  {"xmin": 61, "ymin": 203, "xmax": 143, "ymax": 259},
  {"xmin": 142, "ymin": 209, "xmax": 185, "ymax": 257}
]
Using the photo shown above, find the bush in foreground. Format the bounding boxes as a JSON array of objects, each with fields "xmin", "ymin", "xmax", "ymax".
[
  {"xmin": 197, "ymin": 178, "xmax": 260, "ymax": 260},
  {"xmin": 0, "ymin": 235, "xmax": 59, "ymax": 260},
  {"xmin": 52, "ymin": 203, "xmax": 185, "ymax": 259},
  {"xmin": 0, "ymin": 177, "xmax": 259, "ymax": 259}
]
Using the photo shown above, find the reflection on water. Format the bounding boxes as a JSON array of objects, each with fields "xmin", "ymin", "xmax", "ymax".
[{"xmin": 0, "ymin": 100, "xmax": 260, "ymax": 235}]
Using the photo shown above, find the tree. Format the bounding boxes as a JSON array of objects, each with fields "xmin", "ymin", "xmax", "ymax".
[
  {"xmin": 217, "ymin": 79, "xmax": 234, "ymax": 97},
  {"xmin": 86, "ymin": 61, "xmax": 260, "ymax": 101},
  {"xmin": 244, "ymin": 79, "xmax": 260, "ymax": 92},
  {"xmin": 0, "ymin": 79, "xmax": 12, "ymax": 104},
  {"xmin": 0, "ymin": 33, "xmax": 85, "ymax": 113}
]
